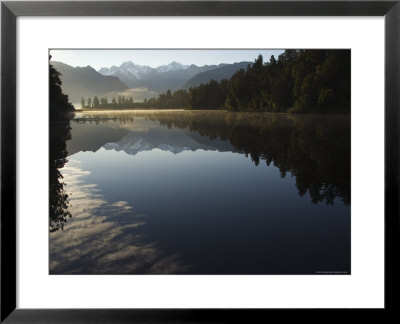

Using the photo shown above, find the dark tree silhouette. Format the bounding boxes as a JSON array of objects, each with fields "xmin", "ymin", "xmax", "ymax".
[{"xmin": 49, "ymin": 55, "xmax": 75, "ymax": 232}]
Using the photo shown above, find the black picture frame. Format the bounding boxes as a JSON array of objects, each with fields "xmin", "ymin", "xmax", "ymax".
[{"xmin": 1, "ymin": 0, "xmax": 399, "ymax": 322}]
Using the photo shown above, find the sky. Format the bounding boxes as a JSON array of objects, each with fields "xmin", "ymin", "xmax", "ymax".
[{"xmin": 50, "ymin": 49, "xmax": 285, "ymax": 70}]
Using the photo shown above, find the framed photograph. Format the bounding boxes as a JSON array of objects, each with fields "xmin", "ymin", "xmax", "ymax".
[{"xmin": 1, "ymin": 0, "xmax": 399, "ymax": 322}]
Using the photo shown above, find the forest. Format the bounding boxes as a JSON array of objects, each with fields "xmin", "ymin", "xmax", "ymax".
[
  {"xmin": 49, "ymin": 58, "xmax": 75, "ymax": 232},
  {"xmin": 81, "ymin": 49, "xmax": 350, "ymax": 114}
]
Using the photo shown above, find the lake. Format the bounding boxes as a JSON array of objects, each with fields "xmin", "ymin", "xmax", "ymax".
[{"xmin": 49, "ymin": 110, "xmax": 350, "ymax": 274}]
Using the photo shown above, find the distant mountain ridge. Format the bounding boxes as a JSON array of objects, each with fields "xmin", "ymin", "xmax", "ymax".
[
  {"xmin": 183, "ymin": 61, "xmax": 251, "ymax": 89},
  {"xmin": 98, "ymin": 61, "xmax": 250, "ymax": 93},
  {"xmin": 52, "ymin": 61, "xmax": 128, "ymax": 105},
  {"xmin": 98, "ymin": 61, "xmax": 190, "ymax": 79}
]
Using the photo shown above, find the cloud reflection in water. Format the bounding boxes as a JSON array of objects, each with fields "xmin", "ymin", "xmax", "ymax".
[{"xmin": 49, "ymin": 160, "xmax": 190, "ymax": 274}]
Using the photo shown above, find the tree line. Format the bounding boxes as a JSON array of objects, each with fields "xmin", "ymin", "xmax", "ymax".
[
  {"xmin": 224, "ymin": 50, "xmax": 350, "ymax": 113},
  {"xmin": 80, "ymin": 89, "xmax": 190, "ymax": 110},
  {"xmin": 81, "ymin": 50, "xmax": 350, "ymax": 113}
]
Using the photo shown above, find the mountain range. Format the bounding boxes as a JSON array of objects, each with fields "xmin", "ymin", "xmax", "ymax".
[
  {"xmin": 52, "ymin": 61, "xmax": 128, "ymax": 104},
  {"xmin": 98, "ymin": 61, "xmax": 241, "ymax": 93},
  {"xmin": 53, "ymin": 59, "xmax": 252, "ymax": 107},
  {"xmin": 98, "ymin": 61, "xmax": 190, "ymax": 79}
]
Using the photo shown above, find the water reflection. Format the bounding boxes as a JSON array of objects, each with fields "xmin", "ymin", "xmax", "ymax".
[
  {"xmin": 50, "ymin": 160, "xmax": 190, "ymax": 274},
  {"xmin": 50, "ymin": 110, "xmax": 350, "ymax": 274},
  {"xmin": 69, "ymin": 111, "xmax": 350, "ymax": 205}
]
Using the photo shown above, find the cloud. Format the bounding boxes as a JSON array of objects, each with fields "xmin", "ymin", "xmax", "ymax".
[{"xmin": 50, "ymin": 160, "xmax": 190, "ymax": 274}]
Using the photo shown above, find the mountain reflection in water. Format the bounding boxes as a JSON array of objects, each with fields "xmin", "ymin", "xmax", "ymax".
[{"xmin": 50, "ymin": 110, "xmax": 350, "ymax": 274}]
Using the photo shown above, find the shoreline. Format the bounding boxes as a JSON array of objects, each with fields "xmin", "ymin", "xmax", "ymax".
[
  {"xmin": 74, "ymin": 108, "xmax": 350, "ymax": 116},
  {"xmin": 77, "ymin": 108, "xmax": 187, "ymax": 112}
]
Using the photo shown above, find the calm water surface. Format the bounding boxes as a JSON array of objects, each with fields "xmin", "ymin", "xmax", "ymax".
[{"xmin": 50, "ymin": 110, "xmax": 350, "ymax": 274}]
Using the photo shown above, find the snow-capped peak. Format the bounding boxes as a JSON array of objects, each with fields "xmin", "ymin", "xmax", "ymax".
[
  {"xmin": 98, "ymin": 61, "xmax": 152, "ymax": 79},
  {"xmin": 155, "ymin": 61, "xmax": 189, "ymax": 73},
  {"xmin": 98, "ymin": 60, "xmax": 189, "ymax": 80}
]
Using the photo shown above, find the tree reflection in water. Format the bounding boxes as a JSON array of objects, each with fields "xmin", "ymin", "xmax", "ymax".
[
  {"xmin": 49, "ymin": 118, "xmax": 72, "ymax": 232},
  {"xmin": 76, "ymin": 111, "xmax": 350, "ymax": 206},
  {"xmin": 150, "ymin": 112, "xmax": 350, "ymax": 205}
]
